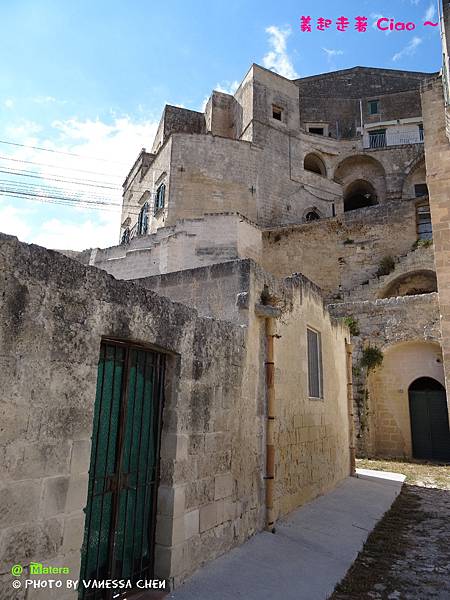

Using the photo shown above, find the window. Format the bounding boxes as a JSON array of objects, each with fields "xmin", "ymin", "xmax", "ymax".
[
  {"xmin": 137, "ymin": 202, "xmax": 149, "ymax": 235},
  {"xmin": 272, "ymin": 106, "xmax": 283, "ymax": 121},
  {"xmin": 419, "ymin": 123, "xmax": 424, "ymax": 142},
  {"xmin": 154, "ymin": 183, "xmax": 166, "ymax": 214},
  {"xmin": 416, "ymin": 203, "xmax": 432, "ymax": 240},
  {"xmin": 414, "ymin": 183, "xmax": 428, "ymax": 198},
  {"xmin": 307, "ymin": 328, "xmax": 323, "ymax": 399},
  {"xmin": 369, "ymin": 129, "xmax": 386, "ymax": 149},
  {"xmin": 368, "ymin": 100, "xmax": 379, "ymax": 115},
  {"xmin": 308, "ymin": 127, "xmax": 324, "ymax": 136}
]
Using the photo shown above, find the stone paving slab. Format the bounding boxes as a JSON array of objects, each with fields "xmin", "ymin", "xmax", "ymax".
[{"xmin": 168, "ymin": 471, "xmax": 405, "ymax": 600}]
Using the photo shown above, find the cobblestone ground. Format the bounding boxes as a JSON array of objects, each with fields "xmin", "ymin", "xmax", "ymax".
[{"xmin": 330, "ymin": 459, "xmax": 450, "ymax": 600}]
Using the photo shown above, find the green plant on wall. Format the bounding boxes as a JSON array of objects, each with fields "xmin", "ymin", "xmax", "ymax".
[
  {"xmin": 376, "ymin": 256, "xmax": 395, "ymax": 277},
  {"xmin": 353, "ymin": 346, "xmax": 383, "ymax": 438},
  {"xmin": 343, "ymin": 316, "xmax": 360, "ymax": 336},
  {"xmin": 360, "ymin": 345, "xmax": 384, "ymax": 372},
  {"xmin": 412, "ymin": 238, "xmax": 433, "ymax": 250}
]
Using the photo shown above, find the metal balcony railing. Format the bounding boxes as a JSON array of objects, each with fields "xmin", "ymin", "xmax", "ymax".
[{"xmin": 364, "ymin": 130, "xmax": 424, "ymax": 149}]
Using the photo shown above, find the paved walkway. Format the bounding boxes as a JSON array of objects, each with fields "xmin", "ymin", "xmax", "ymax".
[{"xmin": 168, "ymin": 470, "xmax": 405, "ymax": 600}]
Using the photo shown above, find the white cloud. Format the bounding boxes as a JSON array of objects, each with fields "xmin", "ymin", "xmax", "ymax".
[
  {"xmin": 322, "ymin": 48, "xmax": 344, "ymax": 62},
  {"xmin": 4, "ymin": 98, "xmax": 14, "ymax": 109},
  {"xmin": 200, "ymin": 80, "xmax": 240, "ymax": 111},
  {"xmin": 32, "ymin": 211, "xmax": 121, "ymax": 250},
  {"xmin": 215, "ymin": 80, "xmax": 239, "ymax": 95},
  {"xmin": 262, "ymin": 26, "xmax": 298, "ymax": 79},
  {"xmin": 423, "ymin": 3, "xmax": 436, "ymax": 21},
  {"xmin": 370, "ymin": 13, "xmax": 393, "ymax": 35},
  {"xmin": 0, "ymin": 203, "xmax": 33, "ymax": 240},
  {"xmin": 0, "ymin": 115, "xmax": 159, "ymax": 250},
  {"xmin": 392, "ymin": 36, "xmax": 423, "ymax": 61}
]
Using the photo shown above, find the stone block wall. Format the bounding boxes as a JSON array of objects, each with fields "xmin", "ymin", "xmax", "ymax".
[
  {"xmin": 86, "ymin": 214, "xmax": 263, "ymax": 282},
  {"xmin": 0, "ymin": 237, "xmax": 351, "ymax": 597},
  {"xmin": 0, "ymin": 235, "xmax": 263, "ymax": 597},
  {"xmin": 329, "ymin": 293, "xmax": 441, "ymax": 456},
  {"xmin": 422, "ymin": 77, "xmax": 450, "ymax": 413},
  {"xmin": 269, "ymin": 276, "xmax": 350, "ymax": 516},
  {"xmin": 263, "ymin": 199, "xmax": 419, "ymax": 297}
]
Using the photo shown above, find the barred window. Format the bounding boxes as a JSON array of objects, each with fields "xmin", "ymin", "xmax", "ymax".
[
  {"xmin": 154, "ymin": 183, "xmax": 166, "ymax": 214},
  {"xmin": 307, "ymin": 328, "xmax": 323, "ymax": 399},
  {"xmin": 416, "ymin": 202, "xmax": 432, "ymax": 240}
]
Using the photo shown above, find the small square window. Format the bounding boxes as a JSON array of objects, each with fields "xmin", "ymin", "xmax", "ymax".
[
  {"xmin": 308, "ymin": 127, "xmax": 324, "ymax": 136},
  {"xmin": 272, "ymin": 106, "xmax": 282, "ymax": 121},
  {"xmin": 307, "ymin": 328, "xmax": 323, "ymax": 399},
  {"xmin": 414, "ymin": 183, "xmax": 428, "ymax": 198},
  {"xmin": 368, "ymin": 100, "xmax": 379, "ymax": 115}
]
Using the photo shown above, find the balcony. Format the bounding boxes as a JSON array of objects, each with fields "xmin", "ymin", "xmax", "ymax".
[{"xmin": 363, "ymin": 129, "xmax": 424, "ymax": 150}]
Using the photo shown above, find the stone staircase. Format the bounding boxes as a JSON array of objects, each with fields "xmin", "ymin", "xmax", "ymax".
[{"xmin": 342, "ymin": 244, "xmax": 435, "ymax": 302}]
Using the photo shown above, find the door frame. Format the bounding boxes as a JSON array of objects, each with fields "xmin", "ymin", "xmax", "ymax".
[{"xmin": 80, "ymin": 338, "xmax": 166, "ymax": 599}]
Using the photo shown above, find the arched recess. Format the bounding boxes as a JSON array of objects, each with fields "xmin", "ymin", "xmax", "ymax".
[
  {"xmin": 304, "ymin": 153, "xmax": 327, "ymax": 177},
  {"xmin": 302, "ymin": 206, "xmax": 323, "ymax": 222},
  {"xmin": 334, "ymin": 154, "xmax": 386, "ymax": 211},
  {"xmin": 367, "ymin": 340, "xmax": 445, "ymax": 457},
  {"xmin": 379, "ymin": 270, "xmax": 438, "ymax": 299},
  {"xmin": 343, "ymin": 179, "xmax": 378, "ymax": 212},
  {"xmin": 402, "ymin": 155, "xmax": 427, "ymax": 199}
]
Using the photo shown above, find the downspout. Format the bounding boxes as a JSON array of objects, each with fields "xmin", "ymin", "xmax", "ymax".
[
  {"xmin": 265, "ymin": 317, "xmax": 276, "ymax": 531},
  {"xmin": 346, "ymin": 341, "xmax": 356, "ymax": 475},
  {"xmin": 256, "ymin": 300, "xmax": 281, "ymax": 532}
]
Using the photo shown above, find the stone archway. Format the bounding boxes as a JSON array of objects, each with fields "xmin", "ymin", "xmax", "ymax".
[
  {"xmin": 334, "ymin": 154, "xmax": 386, "ymax": 211},
  {"xmin": 367, "ymin": 341, "xmax": 446, "ymax": 457},
  {"xmin": 343, "ymin": 179, "xmax": 378, "ymax": 212}
]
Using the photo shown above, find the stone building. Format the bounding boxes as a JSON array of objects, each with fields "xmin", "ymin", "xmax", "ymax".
[
  {"xmin": 2, "ymin": 5, "xmax": 450, "ymax": 600},
  {"xmin": 86, "ymin": 57, "xmax": 449, "ymax": 463}
]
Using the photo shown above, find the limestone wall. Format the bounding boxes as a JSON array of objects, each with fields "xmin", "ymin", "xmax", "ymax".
[
  {"xmin": 263, "ymin": 199, "xmax": 419, "ymax": 297},
  {"xmin": 422, "ymin": 77, "xmax": 450, "ymax": 413},
  {"xmin": 329, "ymin": 293, "xmax": 441, "ymax": 456},
  {"xmin": 0, "ymin": 237, "xmax": 350, "ymax": 597},
  {"xmin": 87, "ymin": 213, "xmax": 262, "ymax": 281},
  {"xmin": 139, "ymin": 261, "xmax": 352, "ymax": 519},
  {"xmin": 269, "ymin": 276, "xmax": 350, "ymax": 516},
  {"xmin": 0, "ymin": 235, "xmax": 263, "ymax": 596}
]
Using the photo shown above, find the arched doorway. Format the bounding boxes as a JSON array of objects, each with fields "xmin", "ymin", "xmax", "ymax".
[
  {"xmin": 344, "ymin": 180, "xmax": 378, "ymax": 212},
  {"xmin": 409, "ymin": 377, "xmax": 450, "ymax": 460}
]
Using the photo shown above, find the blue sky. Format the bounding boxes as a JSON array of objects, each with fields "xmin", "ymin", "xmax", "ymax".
[{"xmin": 0, "ymin": 0, "xmax": 441, "ymax": 249}]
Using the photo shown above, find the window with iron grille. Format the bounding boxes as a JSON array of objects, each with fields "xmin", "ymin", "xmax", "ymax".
[
  {"xmin": 368, "ymin": 100, "xmax": 379, "ymax": 115},
  {"xmin": 137, "ymin": 202, "xmax": 149, "ymax": 235},
  {"xmin": 154, "ymin": 183, "xmax": 166, "ymax": 214},
  {"xmin": 369, "ymin": 129, "xmax": 386, "ymax": 148},
  {"xmin": 416, "ymin": 203, "xmax": 432, "ymax": 240},
  {"xmin": 307, "ymin": 328, "xmax": 323, "ymax": 399}
]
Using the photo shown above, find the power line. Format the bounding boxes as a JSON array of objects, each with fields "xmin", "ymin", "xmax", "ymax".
[
  {"xmin": 0, "ymin": 189, "xmax": 143, "ymax": 215},
  {"xmin": 0, "ymin": 138, "xmax": 130, "ymax": 166},
  {"xmin": 0, "ymin": 154, "xmax": 124, "ymax": 179},
  {"xmin": 0, "ymin": 167, "xmax": 121, "ymax": 190}
]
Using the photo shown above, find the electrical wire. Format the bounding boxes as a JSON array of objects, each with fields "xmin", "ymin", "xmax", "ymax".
[{"xmin": 0, "ymin": 138, "xmax": 130, "ymax": 165}]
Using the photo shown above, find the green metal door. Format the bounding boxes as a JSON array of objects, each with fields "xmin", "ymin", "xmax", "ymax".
[
  {"xmin": 409, "ymin": 382, "xmax": 450, "ymax": 461},
  {"xmin": 80, "ymin": 341, "xmax": 165, "ymax": 599}
]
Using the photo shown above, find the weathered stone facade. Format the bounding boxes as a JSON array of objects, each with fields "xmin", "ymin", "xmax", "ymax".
[
  {"xmin": 0, "ymin": 236, "xmax": 350, "ymax": 598},
  {"xmin": 3, "ymin": 10, "xmax": 450, "ymax": 595}
]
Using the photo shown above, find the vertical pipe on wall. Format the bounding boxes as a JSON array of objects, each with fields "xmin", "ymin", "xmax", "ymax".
[
  {"xmin": 265, "ymin": 317, "xmax": 276, "ymax": 531},
  {"xmin": 345, "ymin": 341, "xmax": 356, "ymax": 475}
]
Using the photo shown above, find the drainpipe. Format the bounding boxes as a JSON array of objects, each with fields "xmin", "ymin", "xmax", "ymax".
[
  {"xmin": 255, "ymin": 301, "xmax": 281, "ymax": 532},
  {"xmin": 265, "ymin": 316, "xmax": 276, "ymax": 531},
  {"xmin": 345, "ymin": 341, "xmax": 356, "ymax": 475}
]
